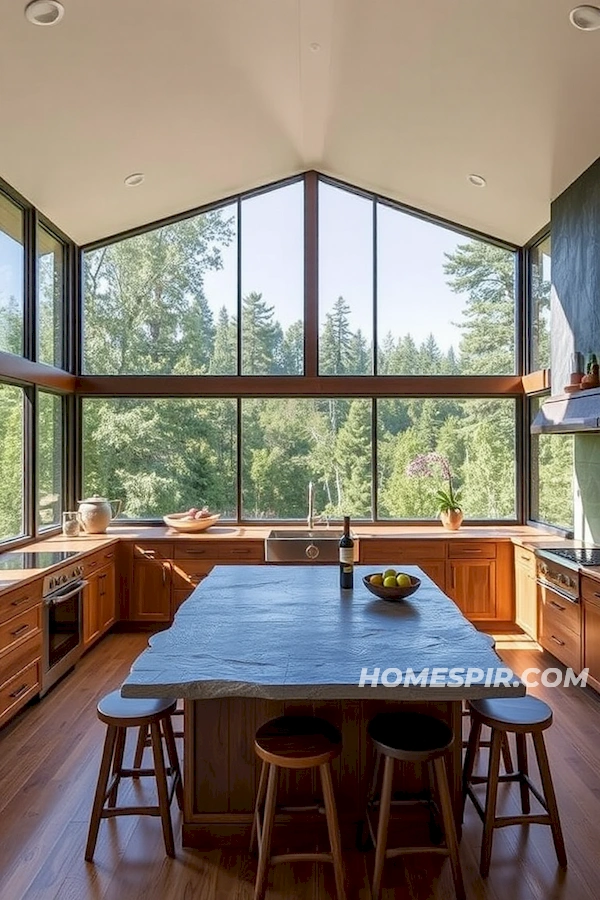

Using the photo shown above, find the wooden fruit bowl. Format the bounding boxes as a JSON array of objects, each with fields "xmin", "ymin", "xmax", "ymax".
[
  {"xmin": 163, "ymin": 512, "xmax": 221, "ymax": 533},
  {"xmin": 362, "ymin": 574, "xmax": 421, "ymax": 602}
]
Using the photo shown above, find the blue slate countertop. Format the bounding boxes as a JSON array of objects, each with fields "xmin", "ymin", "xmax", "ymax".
[{"xmin": 120, "ymin": 565, "xmax": 524, "ymax": 701}]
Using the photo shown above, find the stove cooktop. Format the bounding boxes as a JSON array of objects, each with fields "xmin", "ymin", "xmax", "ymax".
[
  {"xmin": 539, "ymin": 547, "xmax": 600, "ymax": 567},
  {"xmin": 0, "ymin": 551, "xmax": 79, "ymax": 571}
]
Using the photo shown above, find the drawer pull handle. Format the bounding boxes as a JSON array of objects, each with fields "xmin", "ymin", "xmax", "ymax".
[
  {"xmin": 105, "ymin": 553, "xmax": 114, "ymax": 559},
  {"xmin": 10, "ymin": 623, "xmax": 30, "ymax": 636},
  {"xmin": 9, "ymin": 683, "xmax": 30, "ymax": 699},
  {"xmin": 231, "ymin": 548, "xmax": 251, "ymax": 554},
  {"xmin": 594, "ymin": 592, "xmax": 600, "ymax": 599},
  {"xmin": 184, "ymin": 550, "xmax": 207, "ymax": 556},
  {"xmin": 140, "ymin": 550, "xmax": 156, "ymax": 559},
  {"xmin": 550, "ymin": 635, "xmax": 566, "ymax": 647},
  {"xmin": 10, "ymin": 595, "xmax": 30, "ymax": 607},
  {"xmin": 549, "ymin": 601, "xmax": 566, "ymax": 612}
]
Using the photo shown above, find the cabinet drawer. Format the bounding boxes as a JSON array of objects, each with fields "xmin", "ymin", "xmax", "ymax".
[
  {"xmin": 514, "ymin": 547, "xmax": 536, "ymax": 577},
  {"xmin": 173, "ymin": 541, "xmax": 263, "ymax": 561},
  {"xmin": 360, "ymin": 541, "xmax": 446, "ymax": 564},
  {"xmin": 170, "ymin": 560, "xmax": 213, "ymax": 590},
  {"xmin": 540, "ymin": 615, "xmax": 581, "ymax": 671},
  {"xmin": 0, "ymin": 658, "xmax": 40, "ymax": 728},
  {"xmin": 0, "ymin": 632, "xmax": 42, "ymax": 688},
  {"xmin": 0, "ymin": 606, "xmax": 41, "ymax": 658},
  {"xmin": 448, "ymin": 541, "xmax": 496, "ymax": 559},
  {"xmin": 581, "ymin": 576, "xmax": 600, "ymax": 610},
  {"xmin": 539, "ymin": 587, "xmax": 581, "ymax": 637},
  {"xmin": 132, "ymin": 542, "xmax": 173, "ymax": 560},
  {"xmin": 0, "ymin": 580, "xmax": 42, "ymax": 626}
]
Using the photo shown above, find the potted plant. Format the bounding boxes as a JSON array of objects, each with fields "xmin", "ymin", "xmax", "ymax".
[{"xmin": 406, "ymin": 452, "xmax": 463, "ymax": 530}]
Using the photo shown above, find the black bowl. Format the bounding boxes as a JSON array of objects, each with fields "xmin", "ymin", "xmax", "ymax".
[{"xmin": 362, "ymin": 573, "xmax": 421, "ymax": 602}]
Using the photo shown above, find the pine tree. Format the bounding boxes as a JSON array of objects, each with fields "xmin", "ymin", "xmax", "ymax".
[{"xmin": 320, "ymin": 297, "xmax": 353, "ymax": 374}]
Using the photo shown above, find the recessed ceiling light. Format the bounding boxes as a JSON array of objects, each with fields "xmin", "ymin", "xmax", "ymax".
[
  {"xmin": 467, "ymin": 173, "xmax": 487, "ymax": 187},
  {"xmin": 124, "ymin": 173, "xmax": 145, "ymax": 187},
  {"xmin": 309, "ymin": 42, "xmax": 321, "ymax": 52},
  {"xmin": 24, "ymin": 0, "xmax": 64, "ymax": 26},
  {"xmin": 569, "ymin": 5, "xmax": 600, "ymax": 30}
]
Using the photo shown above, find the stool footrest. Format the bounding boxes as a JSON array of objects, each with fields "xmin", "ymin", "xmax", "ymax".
[
  {"xmin": 101, "ymin": 805, "xmax": 163, "ymax": 818},
  {"xmin": 386, "ymin": 845, "xmax": 451, "ymax": 859},
  {"xmin": 270, "ymin": 852, "xmax": 333, "ymax": 865}
]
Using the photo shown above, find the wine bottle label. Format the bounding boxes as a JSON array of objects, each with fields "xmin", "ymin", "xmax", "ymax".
[{"xmin": 339, "ymin": 548, "xmax": 354, "ymax": 565}]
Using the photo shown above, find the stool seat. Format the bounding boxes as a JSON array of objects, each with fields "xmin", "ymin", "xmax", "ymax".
[
  {"xmin": 469, "ymin": 695, "xmax": 552, "ymax": 731},
  {"xmin": 368, "ymin": 712, "xmax": 453, "ymax": 762},
  {"xmin": 255, "ymin": 715, "xmax": 342, "ymax": 768},
  {"xmin": 97, "ymin": 690, "xmax": 176, "ymax": 726}
]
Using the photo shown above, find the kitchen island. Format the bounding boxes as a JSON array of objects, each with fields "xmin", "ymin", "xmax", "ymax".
[{"xmin": 121, "ymin": 565, "xmax": 524, "ymax": 848}]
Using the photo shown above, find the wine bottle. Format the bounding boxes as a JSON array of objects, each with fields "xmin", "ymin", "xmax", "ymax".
[{"xmin": 339, "ymin": 516, "xmax": 354, "ymax": 589}]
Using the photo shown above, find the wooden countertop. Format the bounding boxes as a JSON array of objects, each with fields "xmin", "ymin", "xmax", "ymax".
[
  {"xmin": 0, "ymin": 523, "xmax": 560, "ymax": 597},
  {"xmin": 121, "ymin": 564, "xmax": 525, "ymax": 701}
]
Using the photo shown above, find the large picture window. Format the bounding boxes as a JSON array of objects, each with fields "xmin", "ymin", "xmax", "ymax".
[
  {"xmin": 0, "ymin": 383, "xmax": 25, "ymax": 542},
  {"xmin": 38, "ymin": 391, "xmax": 63, "ymax": 529},
  {"xmin": 377, "ymin": 398, "xmax": 518, "ymax": 520},
  {"xmin": 529, "ymin": 396, "xmax": 573, "ymax": 531},
  {"xmin": 529, "ymin": 234, "xmax": 551, "ymax": 372},
  {"xmin": 0, "ymin": 192, "xmax": 24, "ymax": 357},
  {"xmin": 37, "ymin": 226, "xmax": 65, "ymax": 368},
  {"xmin": 82, "ymin": 398, "xmax": 237, "ymax": 518}
]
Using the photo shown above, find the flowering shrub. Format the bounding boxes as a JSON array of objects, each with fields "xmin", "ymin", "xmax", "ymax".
[{"xmin": 405, "ymin": 452, "xmax": 461, "ymax": 513}]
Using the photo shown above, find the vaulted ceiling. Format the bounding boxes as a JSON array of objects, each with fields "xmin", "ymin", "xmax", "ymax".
[{"xmin": 1, "ymin": 0, "xmax": 598, "ymax": 245}]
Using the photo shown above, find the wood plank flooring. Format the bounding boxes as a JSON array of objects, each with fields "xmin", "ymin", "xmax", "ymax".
[{"xmin": 0, "ymin": 633, "xmax": 599, "ymax": 899}]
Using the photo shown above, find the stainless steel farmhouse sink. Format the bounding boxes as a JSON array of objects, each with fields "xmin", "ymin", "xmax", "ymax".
[{"xmin": 265, "ymin": 529, "xmax": 343, "ymax": 563}]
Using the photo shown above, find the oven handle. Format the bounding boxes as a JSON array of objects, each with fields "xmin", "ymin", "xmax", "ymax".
[
  {"xmin": 45, "ymin": 580, "xmax": 88, "ymax": 606},
  {"xmin": 536, "ymin": 580, "xmax": 579, "ymax": 604}
]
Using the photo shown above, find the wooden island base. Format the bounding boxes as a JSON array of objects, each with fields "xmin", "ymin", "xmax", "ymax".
[{"xmin": 182, "ymin": 697, "xmax": 463, "ymax": 850}]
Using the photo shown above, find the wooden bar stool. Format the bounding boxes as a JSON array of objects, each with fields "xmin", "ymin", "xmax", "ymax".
[
  {"xmin": 463, "ymin": 695, "xmax": 567, "ymax": 877},
  {"xmin": 365, "ymin": 711, "xmax": 465, "ymax": 900},
  {"xmin": 461, "ymin": 634, "xmax": 514, "ymax": 773},
  {"xmin": 250, "ymin": 715, "xmax": 346, "ymax": 900},
  {"xmin": 85, "ymin": 691, "xmax": 184, "ymax": 861}
]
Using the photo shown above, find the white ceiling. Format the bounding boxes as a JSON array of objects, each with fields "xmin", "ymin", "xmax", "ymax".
[{"xmin": 0, "ymin": 0, "xmax": 598, "ymax": 245}]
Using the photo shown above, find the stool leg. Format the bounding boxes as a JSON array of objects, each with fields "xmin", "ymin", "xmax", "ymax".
[
  {"xmin": 254, "ymin": 764, "xmax": 278, "ymax": 900},
  {"xmin": 532, "ymin": 732, "xmax": 567, "ymax": 868},
  {"xmin": 501, "ymin": 733, "xmax": 514, "ymax": 774},
  {"xmin": 162, "ymin": 716, "xmax": 184, "ymax": 812},
  {"xmin": 108, "ymin": 727, "xmax": 126, "ymax": 808},
  {"xmin": 320, "ymin": 762, "xmax": 347, "ymax": 900},
  {"xmin": 515, "ymin": 733, "xmax": 530, "ymax": 814},
  {"xmin": 462, "ymin": 717, "xmax": 482, "ymax": 813},
  {"xmin": 250, "ymin": 760, "xmax": 268, "ymax": 853},
  {"xmin": 480, "ymin": 728, "xmax": 502, "ymax": 877},
  {"xmin": 133, "ymin": 724, "xmax": 148, "ymax": 775},
  {"xmin": 433, "ymin": 756, "xmax": 466, "ymax": 900},
  {"xmin": 150, "ymin": 721, "xmax": 175, "ymax": 858},
  {"xmin": 371, "ymin": 754, "xmax": 394, "ymax": 900},
  {"xmin": 85, "ymin": 724, "xmax": 118, "ymax": 862}
]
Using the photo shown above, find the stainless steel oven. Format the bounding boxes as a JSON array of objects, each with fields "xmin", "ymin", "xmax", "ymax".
[{"xmin": 41, "ymin": 563, "xmax": 86, "ymax": 696}]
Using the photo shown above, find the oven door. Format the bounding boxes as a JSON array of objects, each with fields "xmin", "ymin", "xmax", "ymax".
[
  {"xmin": 537, "ymin": 579, "xmax": 582, "ymax": 672},
  {"xmin": 41, "ymin": 580, "xmax": 87, "ymax": 696}
]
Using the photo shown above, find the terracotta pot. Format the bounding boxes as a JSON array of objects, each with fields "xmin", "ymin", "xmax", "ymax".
[{"xmin": 440, "ymin": 509, "xmax": 463, "ymax": 531}]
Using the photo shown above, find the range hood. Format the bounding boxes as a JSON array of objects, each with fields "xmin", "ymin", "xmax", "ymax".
[{"xmin": 531, "ymin": 388, "xmax": 600, "ymax": 433}]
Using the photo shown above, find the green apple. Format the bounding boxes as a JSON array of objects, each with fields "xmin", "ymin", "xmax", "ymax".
[
  {"xmin": 370, "ymin": 573, "xmax": 384, "ymax": 585},
  {"xmin": 383, "ymin": 575, "xmax": 397, "ymax": 588},
  {"xmin": 396, "ymin": 573, "xmax": 411, "ymax": 587},
  {"xmin": 383, "ymin": 569, "xmax": 397, "ymax": 579}
]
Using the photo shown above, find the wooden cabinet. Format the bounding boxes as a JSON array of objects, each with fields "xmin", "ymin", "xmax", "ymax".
[
  {"xmin": 83, "ymin": 563, "xmax": 116, "ymax": 648},
  {"xmin": 447, "ymin": 558, "xmax": 496, "ymax": 619},
  {"xmin": 514, "ymin": 546, "xmax": 537, "ymax": 639},
  {"xmin": 582, "ymin": 576, "xmax": 600, "ymax": 693},
  {"xmin": 130, "ymin": 558, "xmax": 172, "ymax": 622}
]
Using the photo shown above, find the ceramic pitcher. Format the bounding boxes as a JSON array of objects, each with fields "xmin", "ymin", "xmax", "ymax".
[{"xmin": 77, "ymin": 497, "xmax": 122, "ymax": 534}]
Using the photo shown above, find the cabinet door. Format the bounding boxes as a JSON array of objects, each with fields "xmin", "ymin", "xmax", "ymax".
[
  {"xmin": 131, "ymin": 560, "xmax": 172, "ymax": 622},
  {"xmin": 583, "ymin": 595, "xmax": 600, "ymax": 691},
  {"xmin": 447, "ymin": 560, "xmax": 496, "ymax": 620},
  {"xmin": 99, "ymin": 566, "xmax": 116, "ymax": 633},
  {"xmin": 514, "ymin": 563, "xmax": 538, "ymax": 639},
  {"xmin": 83, "ymin": 574, "xmax": 101, "ymax": 647}
]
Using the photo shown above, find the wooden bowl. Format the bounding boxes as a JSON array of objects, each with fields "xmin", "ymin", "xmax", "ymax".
[
  {"xmin": 163, "ymin": 512, "xmax": 221, "ymax": 533},
  {"xmin": 362, "ymin": 573, "xmax": 421, "ymax": 602}
]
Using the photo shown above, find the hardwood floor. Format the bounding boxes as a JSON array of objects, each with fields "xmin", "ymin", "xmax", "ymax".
[{"xmin": 0, "ymin": 633, "xmax": 599, "ymax": 899}]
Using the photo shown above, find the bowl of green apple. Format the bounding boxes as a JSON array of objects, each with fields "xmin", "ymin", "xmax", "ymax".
[{"xmin": 363, "ymin": 568, "xmax": 421, "ymax": 602}]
